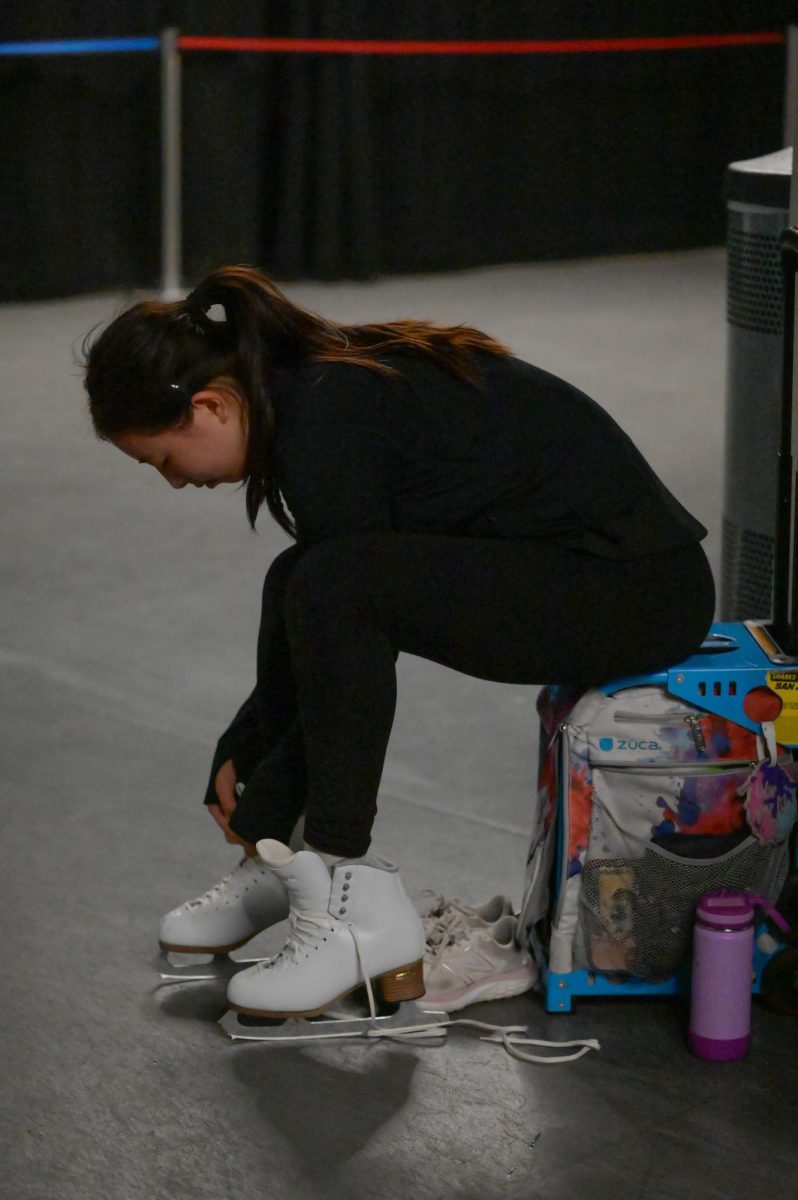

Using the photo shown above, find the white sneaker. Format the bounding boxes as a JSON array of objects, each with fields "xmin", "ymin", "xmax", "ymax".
[
  {"xmin": 159, "ymin": 856, "xmax": 290, "ymax": 953},
  {"xmin": 420, "ymin": 891, "xmax": 514, "ymax": 951},
  {"xmin": 420, "ymin": 913, "xmax": 538, "ymax": 1012},
  {"xmin": 226, "ymin": 840, "xmax": 426, "ymax": 1017}
]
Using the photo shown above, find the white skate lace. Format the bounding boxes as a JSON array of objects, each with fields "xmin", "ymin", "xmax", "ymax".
[
  {"xmin": 283, "ymin": 910, "xmax": 336, "ymax": 963},
  {"xmin": 254, "ymin": 907, "xmax": 336, "ymax": 970},
  {"xmin": 186, "ymin": 857, "xmax": 259, "ymax": 909},
  {"xmin": 314, "ymin": 924, "xmax": 600, "ymax": 1066}
]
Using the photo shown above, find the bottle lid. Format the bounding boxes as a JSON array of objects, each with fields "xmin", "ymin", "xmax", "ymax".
[{"xmin": 696, "ymin": 889, "xmax": 755, "ymax": 928}]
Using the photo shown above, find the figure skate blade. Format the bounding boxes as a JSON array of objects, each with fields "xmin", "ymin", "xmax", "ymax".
[
  {"xmin": 219, "ymin": 999, "xmax": 448, "ymax": 1043},
  {"xmin": 156, "ymin": 948, "xmax": 267, "ymax": 985}
]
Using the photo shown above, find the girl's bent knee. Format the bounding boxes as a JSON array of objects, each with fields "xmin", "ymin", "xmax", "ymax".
[
  {"xmin": 283, "ymin": 535, "xmax": 375, "ymax": 600},
  {"xmin": 262, "ymin": 543, "xmax": 307, "ymax": 598}
]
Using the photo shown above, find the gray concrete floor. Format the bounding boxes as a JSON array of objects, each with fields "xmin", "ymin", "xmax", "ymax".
[{"xmin": 3, "ymin": 250, "xmax": 797, "ymax": 1200}]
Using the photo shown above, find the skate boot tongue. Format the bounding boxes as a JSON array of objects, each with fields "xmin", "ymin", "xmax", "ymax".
[{"xmin": 255, "ymin": 839, "xmax": 331, "ymax": 912}]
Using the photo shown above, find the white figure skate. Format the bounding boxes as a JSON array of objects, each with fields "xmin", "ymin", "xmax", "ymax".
[
  {"xmin": 157, "ymin": 854, "xmax": 290, "ymax": 984},
  {"xmin": 220, "ymin": 839, "xmax": 447, "ymax": 1042}
]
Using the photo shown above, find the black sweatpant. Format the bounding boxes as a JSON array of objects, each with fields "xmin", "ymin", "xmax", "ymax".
[{"xmin": 226, "ymin": 533, "xmax": 715, "ymax": 857}]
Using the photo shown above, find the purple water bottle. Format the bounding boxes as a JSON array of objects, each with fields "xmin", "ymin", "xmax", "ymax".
[{"xmin": 688, "ymin": 889, "xmax": 789, "ymax": 1061}]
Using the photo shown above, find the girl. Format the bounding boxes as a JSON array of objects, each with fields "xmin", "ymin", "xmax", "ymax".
[{"xmin": 84, "ymin": 265, "xmax": 714, "ymax": 1018}]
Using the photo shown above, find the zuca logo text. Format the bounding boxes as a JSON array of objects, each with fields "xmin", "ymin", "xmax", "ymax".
[{"xmin": 598, "ymin": 737, "xmax": 660, "ymax": 751}]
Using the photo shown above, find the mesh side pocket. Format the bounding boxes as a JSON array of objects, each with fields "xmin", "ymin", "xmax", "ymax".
[{"xmin": 580, "ymin": 837, "xmax": 789, "ymax": 982}]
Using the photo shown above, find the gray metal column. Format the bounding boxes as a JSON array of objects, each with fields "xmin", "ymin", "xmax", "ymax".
[
  {"xmin": 160, "ymin": 27, "xmax": 183, "ymax": 299},
  {"xmin": 721, "ymin": 148, "xmax": 791, "ymax": 619}
]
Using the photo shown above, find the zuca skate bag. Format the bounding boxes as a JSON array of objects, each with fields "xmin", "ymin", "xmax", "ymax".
[{"xmin": 519, "ymin": 681, "xmax": 797, "ymax": 986}]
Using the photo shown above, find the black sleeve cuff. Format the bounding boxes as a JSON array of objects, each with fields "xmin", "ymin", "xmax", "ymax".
[{"xmin": 203, "ymin": 690, "xmax": 262, "ymax": 806}]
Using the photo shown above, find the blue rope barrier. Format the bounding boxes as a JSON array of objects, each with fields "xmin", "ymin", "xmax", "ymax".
[{"xmin": 0, "ymin": 38, "xmax": 160, "ymax": 57}]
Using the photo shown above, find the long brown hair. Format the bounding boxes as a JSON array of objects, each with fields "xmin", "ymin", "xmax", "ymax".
[{"xmin": 83, "ymin": 264, "xmax": 511, "ymax": 534}]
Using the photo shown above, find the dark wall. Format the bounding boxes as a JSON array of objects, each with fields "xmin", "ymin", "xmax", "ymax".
[{"xmin": 2, "ymin": 2, "xmax": 796, "ymax": 299}]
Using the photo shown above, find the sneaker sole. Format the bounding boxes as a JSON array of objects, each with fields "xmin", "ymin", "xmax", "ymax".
[{"xmin": 418, "ymin": 968, "xmax": 537, "ymax": 1013}]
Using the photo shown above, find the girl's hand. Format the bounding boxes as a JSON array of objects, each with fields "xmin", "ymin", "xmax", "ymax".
[
  {"xmin": 214, "ymin": 758, "xmax": 239, "ymax": 819},
  {"xmin": 208, "ymin": 759, "xmax": 257, "ymax": 857}
]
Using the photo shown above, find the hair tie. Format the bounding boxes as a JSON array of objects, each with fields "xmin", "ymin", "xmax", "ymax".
[{"xmin": 184, "ymin": 289, "xmax": 208, "ymax": 327}]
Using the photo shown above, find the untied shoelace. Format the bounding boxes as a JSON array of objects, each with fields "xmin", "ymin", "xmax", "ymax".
[
  {"xmin": 350, "ymin": 924, "xmax": 598, "ymax": 1065},
  {"xmin": 267, "ymin": 912, "xmax": 599, "ymax": 1065},
  {"xmin": 423, "ymin": 909, "xmax": 478, "ymax": 957},
  {"xmin": 421, "ymin": 892, "xmax": 503, "ymax": 953}
]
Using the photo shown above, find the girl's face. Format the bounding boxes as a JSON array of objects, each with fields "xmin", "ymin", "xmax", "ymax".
[{"xmin": 112, "ymin": 385, "xmax": 247, "ymax": 489}]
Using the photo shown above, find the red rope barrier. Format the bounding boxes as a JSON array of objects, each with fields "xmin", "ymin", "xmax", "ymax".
[{"xmin": 178, "ymin": 32, "xmax": 785, "ymax": 56}]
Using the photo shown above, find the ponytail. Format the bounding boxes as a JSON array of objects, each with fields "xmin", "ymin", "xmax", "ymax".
[{"xmin": 83, "ymin": 264, "xmax": 511, "ymax": 534}]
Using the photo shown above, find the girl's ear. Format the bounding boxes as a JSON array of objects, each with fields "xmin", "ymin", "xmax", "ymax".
[{"xmin": 190, "ymin": 389, "xmax": 230, "ymax": 423}]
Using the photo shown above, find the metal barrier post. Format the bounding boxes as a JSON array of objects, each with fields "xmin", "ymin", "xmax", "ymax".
[{"xmin": 160, "ymin": 27, "xmax": 182, "ymax": 297}]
